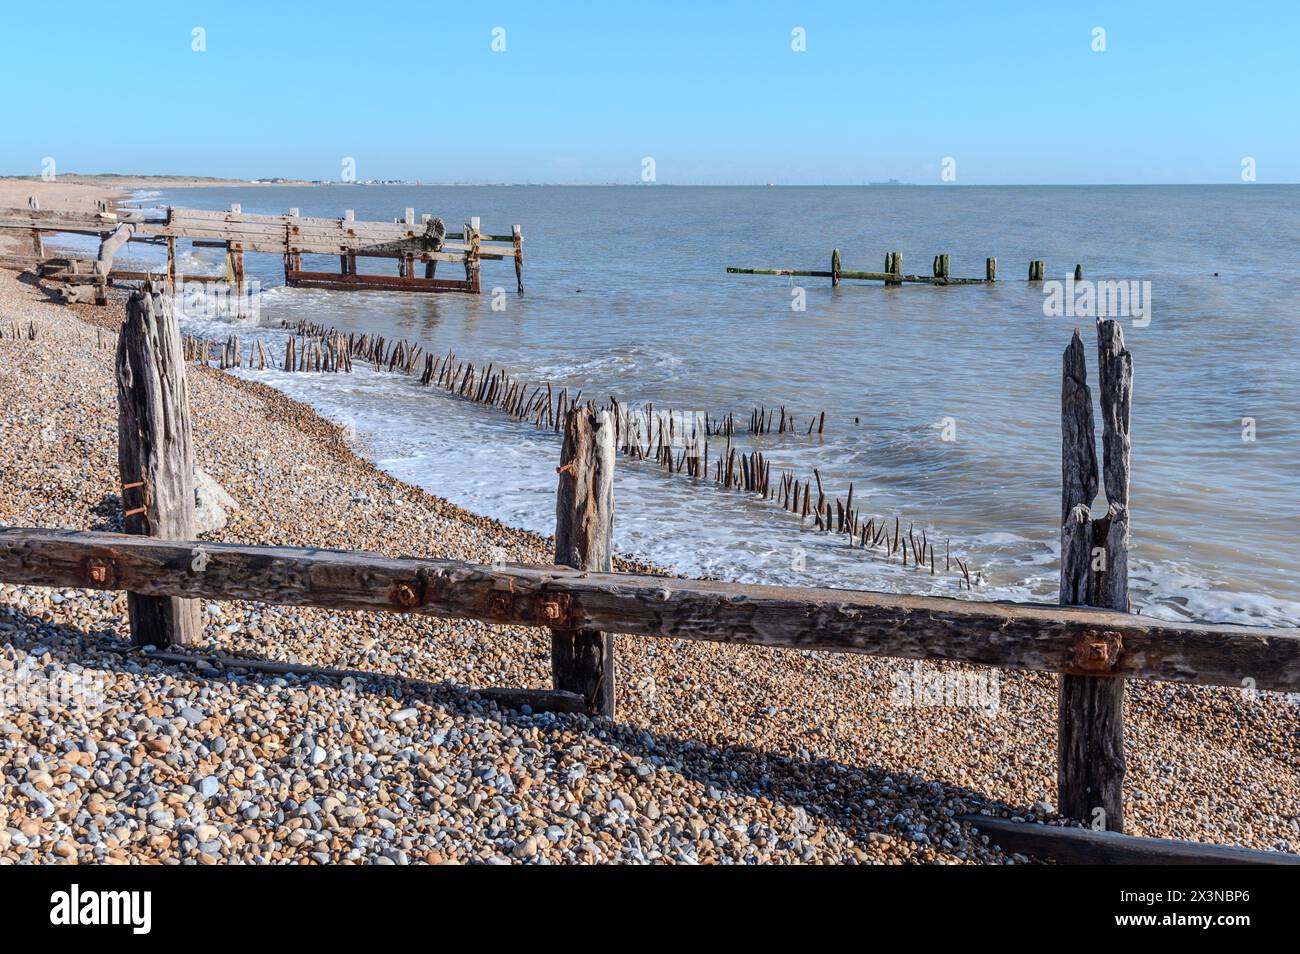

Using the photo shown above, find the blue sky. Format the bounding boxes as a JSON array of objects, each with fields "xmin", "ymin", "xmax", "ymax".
[{"xmin": 3, "ymin": 1, "xmax": 1296, "ymax": 184}]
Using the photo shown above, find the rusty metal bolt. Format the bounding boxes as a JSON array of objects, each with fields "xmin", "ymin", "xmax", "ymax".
[
  {"xmin": 88, "ymin": 563, "xmax": 109, "ymax": 584},
  {"xmin": 391, "ymin": 582, "xmax": 420, "ymax": 608},
  {"xmin": 1073, "ymin": 629, "xmax": 1123, "ymax": 673},
  {"xmin": 541, "ymin": 600, "xmax": 563, "ymax": 622},
  {"xmin": 490, "ymin": 594, "xmax": 512, "ymax": 617}
]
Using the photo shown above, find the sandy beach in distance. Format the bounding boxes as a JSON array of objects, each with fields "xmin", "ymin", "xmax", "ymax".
[
  {"xmin": 0, "ymin": 183, "xmax": 1295, "ymax": 864},
  {"xmin": 0, "ymin": 179, "xmax": 124, "ymax": 256}
]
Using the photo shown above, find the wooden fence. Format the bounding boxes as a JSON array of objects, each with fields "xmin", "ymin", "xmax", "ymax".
[{"xmin": 1, "ymin": 287, "xmax": 1297, "ymax": 861}]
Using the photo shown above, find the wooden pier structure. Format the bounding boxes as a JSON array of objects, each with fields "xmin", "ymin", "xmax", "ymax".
[{"xmin": 0, "ymin": 200, "xmax": 524, "ymax": 303}]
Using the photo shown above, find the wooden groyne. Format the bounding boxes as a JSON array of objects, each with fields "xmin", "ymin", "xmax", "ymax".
[
  {"xmin": 180, "ymin": 314, "xmax": 982, "ymax": 585},
  {"xmin": 0, "ymin": 200, "xmax": 524, "ymax": 303},
  {"xmin": 256, "ymin": 318, "xmax": 983, "ymax": 586},
  {"xmin": 729, "ymin": 249, "xmax": 1083, "ymax": 287}
]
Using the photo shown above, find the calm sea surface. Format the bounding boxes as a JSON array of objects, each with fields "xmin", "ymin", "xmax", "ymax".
[{"xmin": 104, "ymin": 185, "xmax": 1300, "ymax": 626}]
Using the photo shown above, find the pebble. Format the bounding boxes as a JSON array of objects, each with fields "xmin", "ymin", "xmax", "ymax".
[{"xmin": 0, "ymin": 268, "xmax": 1293, "ymax": 866}]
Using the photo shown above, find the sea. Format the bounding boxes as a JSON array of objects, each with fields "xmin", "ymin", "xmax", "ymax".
[{"xmin": 79, "ymin": 184, "xmax": 1300, "ymax": 627}]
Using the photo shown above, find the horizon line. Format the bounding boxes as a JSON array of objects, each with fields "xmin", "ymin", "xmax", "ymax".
[{"xmin": 2, "ymin": 175, "xmax": 1294, "ymax": 188}]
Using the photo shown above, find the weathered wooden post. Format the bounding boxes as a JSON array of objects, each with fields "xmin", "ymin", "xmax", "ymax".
[
  {"xmin": 1029, "ymin": 259, "xmax": 1046, "ymax": 281},
  {"xmin": 115, "ymin": 286, "xmax": 201, "ymax": 647},
  {"xmin": 467, "ymin": 217, "xmax": 482, "ymax": 293},
  {"xmin": 27, "ymin": 196, "xmax": 45, "ymax": 260},
  {"xmin": 886, "ymin": 251, "xmax": 902, "ymax": 286},
  {"xmin": 552, "ymin": 406, "xmax": 616, "ymax": 716},
  {"xmin": 986, "ymin": 257, "xmax": 997, "ymax": 282},
  {"xmin": 512, "ymin": 224, "xmax": 524, "ymax": 293},
  {"xmin": 831, "ymin": 248, "xmax": 841, "ymax": 287},
  {"xmin": 340, "ymin": 210, "xmax": 355, "ymax": 277},
  {"xmin": 1074, "ymin": 263, "xmax": 1084, "ymax": 281},
  {"xmin": 933, "ymin": 253, "xmax": 950, "ymax": 281},
  {"xmin": 1057, "ymin": 320, "xmax": 1133, "ymax": 831}
]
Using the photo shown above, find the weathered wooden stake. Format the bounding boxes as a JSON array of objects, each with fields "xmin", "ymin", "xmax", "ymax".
[
  {"xmin": 28, "ymin": 196, "xmax": 44, "ymax": 259},
  {"xmin": 886, "ymin": 250, "xmax": 902, "ymax": 286},
  {"xmin": 1074, "ymin": 263, "xmax": 1084, "ymax": 281},
  {"xmin": 115, "ymin": 286, "xmax": 201, "ymax": 647},
  {"xmin": 466, "ymin": 217, "xmax": 482, "ymax": 293},
  {"xmin": 1057, "ymin": 321, "xmax": 1133, "ymax": 832},
  {"xmin": 831, "ymin": 248, "xmax": 841, "ymax": 286},
  {"xmin": 986, "ymin": 257, "xmax": 997, "ymax": 282},
  {"xmin": 512, "ymin": 224, "xmax": 524, "ymax": 293},
  {"xmin": 552, "ymin": 406, "xmax": 616, "ymax": 716}
]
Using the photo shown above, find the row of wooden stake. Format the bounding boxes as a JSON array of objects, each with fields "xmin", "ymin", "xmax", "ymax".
[{"xmin": 180, "ymin": 319, "xmax": 982, "ymax": 586}]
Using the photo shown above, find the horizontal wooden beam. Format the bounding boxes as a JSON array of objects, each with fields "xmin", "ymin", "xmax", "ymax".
[
  {"xmin": 285, "ymin": 270, "xmax": 473, "ymax": 293},
  {"xmin": 0, "ymin": 207, "xmax": 519, "ymax": 261},
  {"xmin": 1, "ymin": 528, "xmax": 1296, "ymax": 691},
  {"xmin": 960, "ymin": 816, "xmax": 1300, "ymax": 865}
]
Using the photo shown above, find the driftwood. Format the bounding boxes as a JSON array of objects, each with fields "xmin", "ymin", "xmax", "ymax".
[
  {"xmin": 95, "ymin": 222, "xmax": 135, "ymax": 277},
  {"xmin": 551, "ymin": 407, "xmax": 616, "ymax": 716},
  {"xmin": 114, "ymin": 288, "xmax": 201, "ymax": 647},
  {"xmin": 2, "ymin": 527, "xmax": 1297, "ymax": 692},
  {"xmin": 1058, "ymin": 322, "xmax": 1132, "ymax": 832},
  {"xmin": 961, "ymin": 816, "xmax": 1300, "ymax": 865}
]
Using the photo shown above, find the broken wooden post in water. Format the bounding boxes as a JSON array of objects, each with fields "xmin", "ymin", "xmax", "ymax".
[
  {"xmin": 986, "ymin": 257, "xmax": 997, "ymax": 282},
  {"xmin": 551, "ymin": 406, "xmax": 617, "ymax": 717},
  {"xmin": 1058, "ymin": 320, "xmax": 1133, "ymax": 832},
  {"xmin": 512, "ymin": 224, "xmax": 524, "ymax": 293},
  {"xmin": 1029, "ymin": 259, "xmax": 1046, "ymax": 281},
  {"xmin": 115, "ymin": 286, "xmax": 201, "ymax": 647}
]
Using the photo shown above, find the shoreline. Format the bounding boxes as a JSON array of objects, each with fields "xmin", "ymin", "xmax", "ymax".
[{"xmin": 0, "ymin": 220, "xmax": 1296, "ymax": 861}]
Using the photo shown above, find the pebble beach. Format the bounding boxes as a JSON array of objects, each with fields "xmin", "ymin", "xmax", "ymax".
[{"xmin": 0, "ymin": 253, "xmax": 1297, "ymax": 863}]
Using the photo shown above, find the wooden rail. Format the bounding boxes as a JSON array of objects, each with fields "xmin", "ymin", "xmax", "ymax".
[
  {"xmin": 0, "ymin": 201, "xmax": 524, "ymax": 300},
  {"xmin": 958, "ymin": 816, "xmax": 1300, "ymax": 865},
  {"xmin": 1, "ymin": 529, "xmax": 1296, "ymax": 692}
]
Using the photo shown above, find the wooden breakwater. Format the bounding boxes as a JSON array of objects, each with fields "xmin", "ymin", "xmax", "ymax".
[
  {"xmin": 264, "ymin": 319, "xmax": 983, "ymax": 586},
  {"xmin": 729, "ymin": 249, "xmax": 1084, "ymax": 287},
  {"xmin": 183, "ymin": 316, "xmax": 981, "ymax": 583},
  {"xmin": 0, "ymin": 201, "xmax": 524, "ymax": 304}
]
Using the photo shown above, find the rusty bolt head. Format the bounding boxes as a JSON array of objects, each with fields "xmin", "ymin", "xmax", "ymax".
[
  {"xmin": 1073, "ymin": 629, "xmax": 1123, "ymax": 673},
  {"xmin": 541, "ymin": 600, "xmax": 563, "ymax": 622},
  {"xmin": 86, "ymin": 558, "xmax": 113, "ymax": 586},
  {"xmin": 391, "ymin": 582, "xmax": 420, "ymax": 608},
  {"xmin": 490, "ymin": 594, "xmax": 512, "ymax": 617}
]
